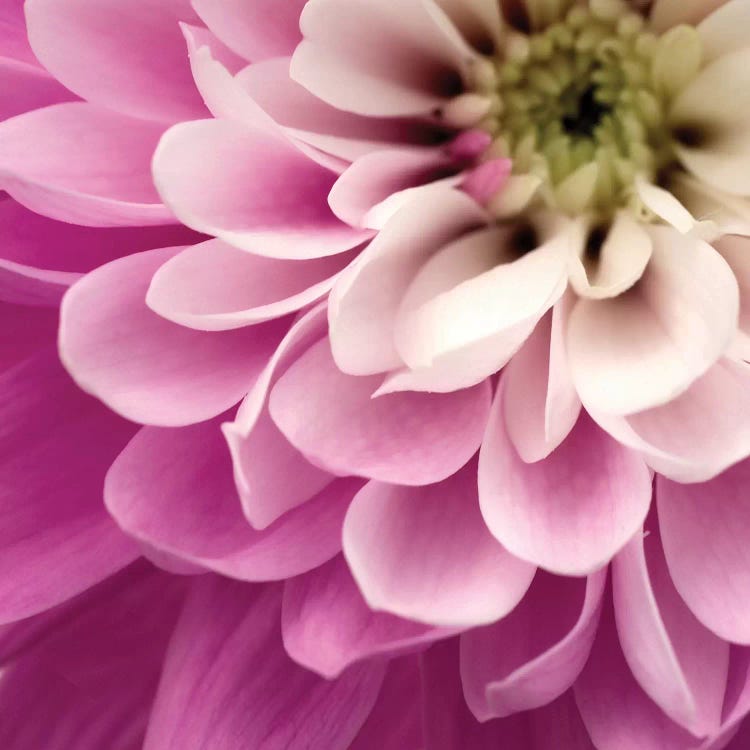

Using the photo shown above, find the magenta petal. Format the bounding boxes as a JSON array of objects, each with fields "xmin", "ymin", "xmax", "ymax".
[
  {"xmin": 613, "ymin": 515, "xmax": 729, "ymax": 736},
  {"xmin": 0, "ymin": 561, "xmax": 186, "ymax": 750},
  {"xmin": 461, "ymin": 568, "xmax": 606, "ymax": 720},
  {"xmin": 60, "ymin": 247, "xmax": 287, "ymax": 427},
  {"xmin": 0, "ymin": 350, "xmax": 139, "ymax": 624},
  {"xmin": 0, "ymin": 103, "xmax": 173, "ymax": 227},
  {"xmin": 105, "ymin": 417, "xmax": 357, "ymax": 581},
  {"xmin": 575, "ymin": 595, "xmax": 703, "ymax": 750},
  {"xmin": 270, "ymin": 338, "xmax": 492, "ymax": 485},
  {"xmin": 25, "ymin": 0, "xmax": 206, "ymax": 122},
  {"xmin": 480, "ymin": 394, "xmax": 652, "ymax": 575},
  {"xmin": 282, "ymin": 555, "xmax": 454, "ymax": 678},
  {"xmin": 192, "ymin": 0, "xmax": 307, "ymax": 61},
  {"xmin": 153, "ymin": 118, "xmax": 373, "ymax": 258},
  {"xmin": 349, "ymin": 657, "xmax": 424, "ymax": 750},
  {"xmin": 144, "ymin": 578, "xmax": 386, "ymax": 750},
  {"xmin": 658, "ymin": 461, "xmax": 750, "ymax": 643},
  {"xmin": 423, "ymin": 639, "xmax": 597, "ymax": 750},
  {"xmin": 343, "ymin": 461, "xmax": 536, "ymax": 627},
  {"xmin": 0, "ymin": 198, "xmax": 200, "ymax": 274},
  {"xmin": 0, "ymin": 301, "xmax": 58, "ymax": 374}
]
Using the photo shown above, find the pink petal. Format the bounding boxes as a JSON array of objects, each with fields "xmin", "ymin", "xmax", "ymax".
[
  {"xmin": 0, "ymin": 258, "xmax": 78, "ymax": 307},
  {"xmin": 613, "ymin": 514, "xmax": 729, "ymax": 736},
  {"xmin": 650, "ymin": 0, "xmax": 726, "ymax": 32},
  {"xmin": 328, "ymin": 147, "xmax": 459, "ymax": 228},
  {"xmin": 269, "ymin": 338, "xmax": 492, "ymax": 485},
  {"xmin": 658, "ymin": 461, "xmax": 750, "ymax": 643},
  {"xmin": 329, "ymin": 188, "xmax": 487, "ymax": 376},
  {"xmin": 59, "ymin": 247, "xmax": 287, "ymax": 427},
  {"xmin": 0, "ymin": 562, "xmax": 186, "ymax": 750},
  {"xmin": 0, "ymin": 2, "xmax": 39, "ymax": 64},
  {"xmin": 593, "ymin": 359, "xmax": 750, "ymax": 483},
  {"xmin": 568, "ymin": 226, "xmax": 739, "ymax": 416},
  {"xmin": 0, "ymin": 350, "xmax": 139, "ymax": 624},
  {"xmin": 575, "ymin": 596, "xmax": 704, "ymax": 750},
  {"xmin": 0, "ymin": 57, "xmax": 73, "ymax": 121},
  {"xmin": 105, "ymin": 418, "xmax": 357, "ymax": 581},
  {"xmin": 0, "ymin": 102, "xmax": 173, "ymax": 227},
  {"xmin": 349, "ymin": 657, "xmax": 424, "ymax": 750},
  {"xmin": 282, "ymin": 555, "xmax": 454, "ymax": 678},
  {"xmin": 144, "ymin": 579, "xmax": 386, "ymax": 750},
  {"xmin": 240, "ymin": 57, "xmax": 447, "ymax": 163},
  {"xmin": 461, "ymin": 569, "xmax": 606, "ymax": 720},
  {"xmin": 192, "ymin": 0, "xmax": 306, "ymax": 62},
  {"xmin": 222, "ymin": 305, "xmax": 333, "ymax": 530},
  {"xmin": 503, "ymin": 307, "xmax": 581, "ymax": 463},
  {"xmin": 0, "ymin": 198, "xmax": 199, "ymax": 274},
  {"xmin": 25, "ymin": 0, "xmax": 206, "ymax": 122},
  {"xmin": 480, "ymin": 391, "xmax": 652, "ymax": 575},
  {"xmin": 146, "ymin": 237, "xmax": 353, "ymax": 331},
  {"xmin": 342, "ymin": 461, "xmax": 536, "ymax": 627},
  {"xmin": 153, "ymin": 117, "xmax": 372, "ymax": 258},
  {"xmin": 291, "ymin": 0, "xmax": 469, "ymax": 117}
]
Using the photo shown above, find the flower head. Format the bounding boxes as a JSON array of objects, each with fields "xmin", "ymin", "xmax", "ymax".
[{"xmin": 4, "ymin": 0, "xmax": 750, "ymax": 748}]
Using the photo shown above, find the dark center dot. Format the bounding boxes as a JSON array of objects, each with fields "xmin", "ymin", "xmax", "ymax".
[
  {"xmin": 562, "ymin": 86, "xmax": 609, "ymax": 139},
  {"xmin": 435, "ymin": 68, "xmax": 464, "ymax": 98},
  {"xmin": 510, "ymin": 224, "xmax": 539, "ymax": 256},
  {"xmin": 672, "ymin": 124, "xmax": 708, "ymax": 149},
  {"xmin": 585, "ymin": 225, "xmax": 608, "ymax": 262}
]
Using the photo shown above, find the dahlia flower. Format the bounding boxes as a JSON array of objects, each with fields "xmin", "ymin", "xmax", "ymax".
[{"xmin": 4, "ymin": 0, "xmax": 750, "ymax": 748}]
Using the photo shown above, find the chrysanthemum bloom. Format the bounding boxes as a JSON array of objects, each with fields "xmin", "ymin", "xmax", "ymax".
[{"xmin": 6, "ymin": 0, "xmax": 750, "ymax": 748}]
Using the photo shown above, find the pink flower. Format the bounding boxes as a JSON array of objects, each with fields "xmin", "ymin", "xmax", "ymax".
[{"xmin": 5, "ymin": 0, "xmax": 750, "ymax": 748}]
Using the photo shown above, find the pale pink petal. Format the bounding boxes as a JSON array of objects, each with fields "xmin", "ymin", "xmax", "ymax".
[
  {"xmin": 0, "ymin": 350, "xmax": 139, "ymax": 624},
  {"xmin": 329, "ymin": 188, "xmax": 487, "ymax": 376},
  {"xmin": 240, "ymin": 57, "xmax": 449, "ymax": 162},
  {"xmin": 613, "ymin": 516, "xmax": 729, "ymax": 736},
  {"xmin": 105, "ymin": 418, "xmax": 356, "ymax": 581},
  {"xmin": 269, "ymin": 338, "xmax": 492, "ymax": 485},
  {"xmin": 282, "ymin": 555, "xmax": 454, "ymax": 678},
  {"xmin": 59, "ymin": 247, "xmax": 287, "ymax": 427},
  {"xmin": 568, "ymin": 212, "xmax": 653, "ymax": 300},
  {"xmin": 697, "ymin": 0, "xmax": 750, "ymax": 63},
  {"xmin": 658, "ymin": 461, "xmax": 750, "ymax": 644},
  {"xmin": 153, "ymin": 118, "xmax": 373, "ymax": 258},
  {"xmin": 25, "ymin": 0, "xmax": 206, "ymax": 122},
  {"xmin": 575, "ymin": 597, "xmax": 704, "ymax": 750},
  {"xmin": 0, "ymin": 562, "xmax": 186, "ymax": 750},
  {"xmin": 0, "ymin": 198, "xmax": 199, "ymax": 274},
  {"xmin": 349, "ymin": 657, "xmax": 424, "ymax": 750},
  {"xmin": 503, "ymin": 308, "xmax": 581, "ymax": 463},
  {"xmin": 390, "ymin": 223, "xmax": 569, "ymax": 391},
  {"xmin": 0, "ymin": 103, "xmax": 173, "ymax": 227},
  {"xmin": 222, "ymin": 305, "xmax": 332, "ymax": 530},
  {"xmin": 717, "ymin": 236, "xmax": 750, "ymax": 341},
  {"xmin": 144, "ymin": 579, "xmax": 386, "ymax": 750},
  {"xmin": 192, "ymin": 0, "xmax": 307, "ymax": 62},
  {"xmin": 146, "ymin": 238, "xmax": 353, "ymax": 331},
  {"xmin": 291, "ymin": 0, "xmax": 469, "ymax": 117},
  {"xmin": 594, "ymin": 359, "xmax": 750, "ymax": 483},
  {"xmin": 650, "ymin": 0, "xmax": 726, "ymax": 32},
  {"xmin": 342, "ymin": 461, "xmax": 536, "ymax": 627},
  {"xmin": 432, "ymin": 0, "xmax": 503, "ymax": 51},
  {"xmin": 461, "ymin": 569, "xmax": 606, "ymax": 720},
  {"xmin": 671, "ymin": 49, "xmax": 750, "ymax": 197},
  {"xmin": 568, "ymin": 226, "xmax": 739, "ymax": 416},
  {"xmin": 480, "ymin": 391, "xmax": 652, "ymax": 575}
]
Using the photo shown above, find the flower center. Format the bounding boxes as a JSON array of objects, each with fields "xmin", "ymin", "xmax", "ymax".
[{"xmin": 469, "ymin": 1, "xmax": 704, "ymax": 219}]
